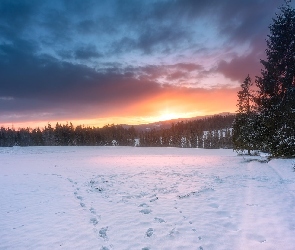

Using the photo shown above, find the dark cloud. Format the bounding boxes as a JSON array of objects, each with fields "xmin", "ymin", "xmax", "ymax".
[
  {"xmin": 216, "ymin": 35, "xmax": 267, "ymax": 82},
  {"xmin": 0, "ymin": 0, "xmax": 286, "ymax": 58},
  {"xmin": 216, "ymin": 52, "xmax": 261, "ymax": 82},
  {"xmin": 74, "ymin": 45, "xmax": 102, "ymax": 60},
  {"xmin": 76, "ymin": 19, "xmax": 97, "ymax": 34},
  {"xmin": 137, "ymin": 25, "xmax": 190, "ymax": 54},
  {"xmin": 0, "ymin": 0, "xmax": 39, "ymax": 33},
  {"xmin": 216, "ymin": 1, "xmax": 280, "ymax": 46},
  {"xmin": 0, "ymin": 38, "xmax": 209, "ymax": 123},
  {"xmin": 0, "ymin": 0, "xmax": 293, "ymax": 124},
  {"xmin": 0, "ymin": 40, "xmax": 160, "ymax": 113},
  {"xmin": 166, "ymin": 71, "xmax": 189, "ymax": 81},
  {"xmin": 127, "ymin": 63, "xmax": 204, "ymax": 83},
  {"xmin": 110, "ymin": 37, "xmax": 137, "ymax": 54}
]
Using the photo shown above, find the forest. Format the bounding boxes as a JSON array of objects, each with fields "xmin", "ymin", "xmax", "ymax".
[
  {"xmin": 0, "ymin": 115, "xmax": 234, "ymax": 148},
  {"xmin": 233, "ymin": 1, "xmax": 295, "ymax": 157}
]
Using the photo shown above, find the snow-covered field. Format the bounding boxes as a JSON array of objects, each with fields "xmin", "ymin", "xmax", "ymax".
[{"xmin": 1, "ymin": 147, "xmax": 295, "ymax": 250}]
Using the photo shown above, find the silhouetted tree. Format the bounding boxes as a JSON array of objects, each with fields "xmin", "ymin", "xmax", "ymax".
[
  {"xmin": 255, "ymin": 0, "xmax": 295, "ymax": 156},
  {"xmin": 233, "ymin": 75, "xmax": 257, "ymax": 154}
]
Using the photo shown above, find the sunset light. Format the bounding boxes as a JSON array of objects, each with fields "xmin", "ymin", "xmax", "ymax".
[
  {"xmin": 158, "ymin": 112, "xmax": 181, "ymax": 122},
  {"xmin": 2, "ymin": 1, "xmax": 295, "ymax": 249},
  {"xmin": 0, "ymin": 0, "xmax": 290, "ymax": 128}
]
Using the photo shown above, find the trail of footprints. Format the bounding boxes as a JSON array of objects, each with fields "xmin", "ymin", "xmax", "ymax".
[
  {"xmin": 67, "ymin": 176, "xmax": 210, "ymax": 250},
  {"xmin": 66, "ymin": 167, "xmax": 271, "ymax": 249},
  {"xmin": 68, "ymin": 178, "xmax": 107, "ymax": 244}
]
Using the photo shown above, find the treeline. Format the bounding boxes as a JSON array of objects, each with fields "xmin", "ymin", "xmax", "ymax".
[
  {"xmin": 0, "ymin": 115, "xmax": 234, "ymax": 148},
  {"xmin": 233, "ymin": 2, "xmax": 295, "ymax": 157},
  {"xmin": 0, "ymin": 123, "xmax": 137, "ymax": 147},
  {"xmin": 138, "ymin": 115, "xmax": 233, "ymax": 148}
]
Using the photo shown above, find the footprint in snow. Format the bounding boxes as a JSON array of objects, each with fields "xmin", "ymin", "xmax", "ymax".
[
  {"xmin": 89, "ymin": 207, "xmax": 96, "ymax": 214},
  {"xmin": 139, "ymin": 203, "xmax": 149, "ymax": 207},
  {"xmin": 154, "ymin": 217, "xmax": 165, "ymax": 223},
  {"xmin": 99, "ymin": 227, "xmax": 108, "ymax": 240},
  {"xmin": 90, "ymin": 217, "xmax": 99, "ymax": 226},
  {"xmin": 140, "ymin": 208, "xmax": 152, "ymax": 214},
  {"xmin": 146, "ymin": 228, "xmax": 154, "ymax": 237},
  {"xmin": 208, "ymin": 203, "xmax": 219, "ymax": 208},
  {"xmin": 169, "ymin": 228, "xmax": 179, "ymax": 238},
  {"xmin": 76, "ymin": 195, "xmax": 83, "ymax": 200}
]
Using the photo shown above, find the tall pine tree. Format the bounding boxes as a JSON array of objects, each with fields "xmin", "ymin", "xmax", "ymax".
[
  {"xmin": 256, "ymin": 0, "xmax": 295, "ymax": 157},
  {"xmin": 233, "ymin": 75, "xmax": 256, "ymax": 154}
]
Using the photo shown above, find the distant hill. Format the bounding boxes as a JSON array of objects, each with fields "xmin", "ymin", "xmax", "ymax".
[{"xmin": 121, "ymin": 112, "xmax": 235, "ymax": 131}]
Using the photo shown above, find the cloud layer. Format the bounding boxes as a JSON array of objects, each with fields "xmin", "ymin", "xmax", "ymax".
[{"xmin": 0, "ymin": 0, "xmax": 291, "ymax": 126}]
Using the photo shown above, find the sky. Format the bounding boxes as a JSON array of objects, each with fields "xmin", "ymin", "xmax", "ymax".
[{"xmin": 0, "ymin": 0, "xmax": 293, "ymax": 128}]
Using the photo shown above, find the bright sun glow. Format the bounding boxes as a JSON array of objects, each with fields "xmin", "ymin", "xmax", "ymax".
[{"xmin": 158, "ymin": 112, "xmax": 179, "ymax": 121}]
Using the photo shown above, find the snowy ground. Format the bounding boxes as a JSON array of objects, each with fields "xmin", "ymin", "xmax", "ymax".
[{"xmin": 0, "ymin": 146, "xmax": 295, "ymax": 250}]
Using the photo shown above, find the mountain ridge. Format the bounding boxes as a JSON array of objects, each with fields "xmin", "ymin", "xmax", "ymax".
[{"xmin": 121, "ymin": 112, "xmax": 235, "ymax": 131}]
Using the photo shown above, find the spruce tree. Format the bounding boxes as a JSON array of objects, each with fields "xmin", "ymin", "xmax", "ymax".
[
  {"xmin": 256, "ymin": 0, "xmax": 295, "ymax": 157},
  {"xmin": 233, "ymin": 75, "xmax": 256, "ymax": 154}
]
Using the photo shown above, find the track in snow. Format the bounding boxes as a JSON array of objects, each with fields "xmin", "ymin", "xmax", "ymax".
[{"xmin": 1, "ymin": 146, "xmax": 295, "ymax": 250}]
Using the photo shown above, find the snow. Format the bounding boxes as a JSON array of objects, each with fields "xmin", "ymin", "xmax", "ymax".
[{"xmin": 1, "ymin": 146, "xmax": 295, "ymax": 250}]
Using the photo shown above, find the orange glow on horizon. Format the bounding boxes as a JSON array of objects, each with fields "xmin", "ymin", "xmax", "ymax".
[{"xmin": 1, "ymin": 87, "xmax": 238, "ymax": 129}]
